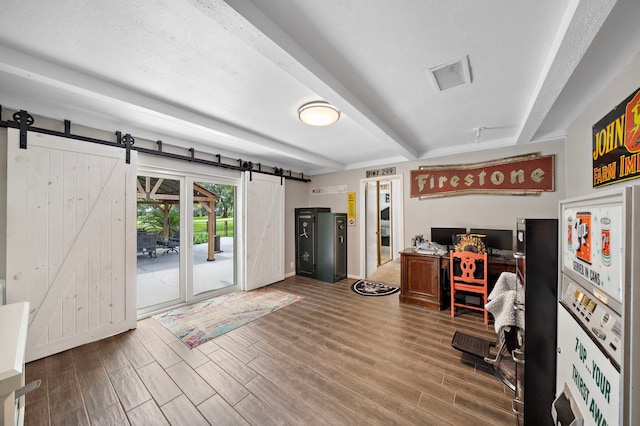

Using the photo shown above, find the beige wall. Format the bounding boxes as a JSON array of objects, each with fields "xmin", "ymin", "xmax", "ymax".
[
  {"xmin": 297, "ymin": 139, "xmax": 566, "ymax": 278},
  {"xmin": 565, "ymin": 51, "xmax": 640, "ymax": 198}
]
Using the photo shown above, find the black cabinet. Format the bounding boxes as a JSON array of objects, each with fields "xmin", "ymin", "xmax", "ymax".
[
  {"xmin": 295, "ymin": 207, "xmax": 330, "ymax": 278},
  {"xmin": 317, "ymin": 212, "xmax": 347, "ymax": 282},
  {"xmin": 295, "ymin": 208, "xmax": 347, "ymax": 282}
]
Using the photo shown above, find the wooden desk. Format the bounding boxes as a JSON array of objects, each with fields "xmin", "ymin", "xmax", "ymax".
[
  {"xmin": 399, "ymin": 248, "xmax": 515, "ymax": 310},
  {"xmin": 482, "ymin": 256, "xmax": 517, "ymax": 283},
  {"xmin": 400, "ymin": 250, "xmax": 443, "ymax": 310}
]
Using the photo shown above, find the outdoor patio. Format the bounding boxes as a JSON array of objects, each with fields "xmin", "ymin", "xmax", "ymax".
[{"xmin": 136, "ymin": 236, "xmax": 235, "ymax": 310}]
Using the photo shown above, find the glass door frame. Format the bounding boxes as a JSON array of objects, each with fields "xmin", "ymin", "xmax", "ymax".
[
  {"xmin": 136, "ymin": 170, "xmax": 187, "ymax": 318},
  {"xmin": 136, "ymin": 165, "xmax": 240, "ymax": 318},
  {"xmin": 185, "ymin": 175, "xmax": 238, "ymax": 299}
]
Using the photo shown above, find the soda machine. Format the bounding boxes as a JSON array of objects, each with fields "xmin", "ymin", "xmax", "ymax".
[{"xmin": 552, "ymin": 186, "xmax": 640, "ymax": 425}]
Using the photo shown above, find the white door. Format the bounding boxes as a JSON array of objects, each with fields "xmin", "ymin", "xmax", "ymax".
[
  {"xmin": 243, "ymin": 173, "xmax": 284, "ymax": 290},
  {"xmin": 361, "ymin": 175, "xmax": 404, "ymax": 279},
  {"xmin": 5, "ymin": 129, "xmax": 137, "ymax": 362}
]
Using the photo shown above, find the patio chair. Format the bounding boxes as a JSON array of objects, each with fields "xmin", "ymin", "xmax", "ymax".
[
  {"xmin": 137, "ymin": 230, "xmax": 157, "ymax": 258},
  {"xmin": 158, "ymin": 231, "xmax": 180, "ymax": 255}
]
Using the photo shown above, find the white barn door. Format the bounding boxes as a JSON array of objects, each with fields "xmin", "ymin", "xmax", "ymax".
[
  {"xmin": 243, "ymin": 172, "xmax": 284, "ymax": 290},
  {"xmin": 5, "ymin": 129, "xmax": 137, "ymax": 362}
]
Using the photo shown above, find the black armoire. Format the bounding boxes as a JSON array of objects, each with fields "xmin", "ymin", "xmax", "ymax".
[{"xmin": 295, "ymin": 208, "xmax": 347, "ymax": 282}]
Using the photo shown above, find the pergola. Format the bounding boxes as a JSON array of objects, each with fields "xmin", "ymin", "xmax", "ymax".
[{"xmin": 136, "ymin": 176, "xmax": 219, "ymax": 260}]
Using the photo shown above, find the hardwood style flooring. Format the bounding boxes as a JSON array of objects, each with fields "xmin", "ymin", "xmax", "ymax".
[{"xmin": 24, "ymin": 275, "xmax": 517, "ymax": 425}]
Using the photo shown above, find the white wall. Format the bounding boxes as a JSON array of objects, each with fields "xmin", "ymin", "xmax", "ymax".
[
  {"xmin": 307, "ymin": 139, "xmax": 566, "ymax": 278},
  {"xmin": 565, "ymin": 51, "xmax": 640, "ymax": 198}
]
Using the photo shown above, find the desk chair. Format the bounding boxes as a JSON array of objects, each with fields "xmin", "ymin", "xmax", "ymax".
[{"xmin": 450, "ymin": 250, "xmax": 489, "ymax": 324}]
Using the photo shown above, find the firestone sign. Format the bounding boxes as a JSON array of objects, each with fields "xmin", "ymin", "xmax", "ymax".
[{"xmin": 410, "ymin": 154, "xmax": 554, "ymax": 198}]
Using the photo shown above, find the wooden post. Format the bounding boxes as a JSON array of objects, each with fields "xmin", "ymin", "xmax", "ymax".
[
  {"xmin": 204, "ymin": 202, "xmax": 215, "ymax": 261},
  {"xmin": 163, "ymin": 204, "xmax": 170, "ymax": 240}
]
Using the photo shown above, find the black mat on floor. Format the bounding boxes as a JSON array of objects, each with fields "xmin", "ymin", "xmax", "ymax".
[
  {"xmin": 351, "ymin": 280, "xmax": 400, "ymax": 296},
  {"xmin": 451, "ymin": 331, "xmax": 491, "ymax": 359}
]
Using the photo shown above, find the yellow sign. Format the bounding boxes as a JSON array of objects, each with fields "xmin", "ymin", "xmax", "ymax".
[{"xmin": 347, "ymin": 192, "xmax": 356, "ymax": 226}]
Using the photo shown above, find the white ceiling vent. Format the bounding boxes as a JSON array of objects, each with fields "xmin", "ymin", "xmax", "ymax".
[{"xmin": 429, "ymin": 56, "xmax": 471, "ymax": 92}]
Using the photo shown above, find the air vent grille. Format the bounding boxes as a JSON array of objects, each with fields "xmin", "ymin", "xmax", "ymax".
[{"xmin": 429, "ymin": 56, "xmax": 471, "ymax": 92}]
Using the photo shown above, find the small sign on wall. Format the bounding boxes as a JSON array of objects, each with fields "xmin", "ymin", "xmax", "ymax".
[
  {"xmin": 366, "ymin": 167, "xmax": 396, "ymax": 178},
  {"xmin": 347, "ymin": 192, "xmax": 356, "ymax": 226},
  {"xmin": 311, "ymin": 184, "xmax": 347, "ymax": 195}
]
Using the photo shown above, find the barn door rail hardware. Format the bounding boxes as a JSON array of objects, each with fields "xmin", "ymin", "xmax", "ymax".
[{"xmin": 0, "ymin": 106, "xmax": 311, "ymax": 183}]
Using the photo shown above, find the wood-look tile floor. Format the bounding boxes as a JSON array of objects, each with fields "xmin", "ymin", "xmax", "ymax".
[{"xmin": 24, "ymin": 275, "xmax": 517, "ymax": 425}]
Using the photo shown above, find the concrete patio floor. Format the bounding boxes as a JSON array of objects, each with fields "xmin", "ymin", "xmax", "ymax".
[{"xmin": 136, "ymin": 236, "xmax": 235, "ymax": 310}]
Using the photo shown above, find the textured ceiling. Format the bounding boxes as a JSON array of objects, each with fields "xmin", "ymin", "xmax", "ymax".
[{"xmin": 0, "ymin": 0, "xmax": 637, "ymax": 175}]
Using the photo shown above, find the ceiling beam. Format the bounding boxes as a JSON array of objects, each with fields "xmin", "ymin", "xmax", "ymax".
[
  {"xmin": 515, "ymin": 0, "xmax": 617, "ymax": 145},
  {"xmin": 0, "ymin": 43, "xmax": 344, "ymax": 171},
  {"xmin": 193, "ymin": 0, "xmax": 419, "ymax": 161}
]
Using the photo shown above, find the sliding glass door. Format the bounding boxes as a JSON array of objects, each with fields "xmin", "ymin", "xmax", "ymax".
[
  {"xmin": 191, "ymin": 180, "xmax": 236, "ymax": 296},
  {"xmin": 136, "ymin": 174, "xmax": 183, "ymax": 313},
  {"xmin": 136, "ymin": 170, "xmax": 238, "ymax": 317}
]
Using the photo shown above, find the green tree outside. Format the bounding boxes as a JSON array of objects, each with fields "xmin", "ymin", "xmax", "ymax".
[{"xmin": 137, "ymin": 183, "xmax": 235, "ymax": 243}]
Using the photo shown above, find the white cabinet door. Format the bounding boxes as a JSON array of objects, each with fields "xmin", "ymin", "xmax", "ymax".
[
  {"xmin": 243, "ymin": 173, "xmax": 284, "ymax": 290},
  {"xmin": 5, "ymin": 129, "xmax": 137, "ymax": 362}
]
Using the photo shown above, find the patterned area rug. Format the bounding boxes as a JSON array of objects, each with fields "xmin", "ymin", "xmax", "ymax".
[
  {"xmin": 153, "ymin": 287, "xmax": 303, "ymax": 348},
  {"xmin": 351, "ymin": 279, "xmax": 400, "ymax": 296}
]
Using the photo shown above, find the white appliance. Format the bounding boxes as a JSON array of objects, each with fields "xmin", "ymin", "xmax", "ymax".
[
  {"xmin": 0, "ymin": 302, "xmax": 29, "ymax": 426},
  {"xmin": 553, "ymin": 186, "xmax": 640, "ymax": 426}
]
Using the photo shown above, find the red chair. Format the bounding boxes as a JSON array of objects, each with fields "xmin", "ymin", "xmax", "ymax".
[{"xmin": 450, "ymin": 250, "xmax": 489, "ymax": 325}]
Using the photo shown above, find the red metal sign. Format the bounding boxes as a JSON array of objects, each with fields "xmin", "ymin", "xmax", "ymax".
[
  {"xmin": 593, "ymin": 86, "xmax": 640, "ymax": 187},
  {"xmin": 410, "ymin": 154, "xmax": 554, "ymax": 198}
]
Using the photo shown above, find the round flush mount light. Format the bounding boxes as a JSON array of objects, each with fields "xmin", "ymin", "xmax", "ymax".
[{"xmin": 298, "ymin": 101, "xmax": 340, "ymax": 126}]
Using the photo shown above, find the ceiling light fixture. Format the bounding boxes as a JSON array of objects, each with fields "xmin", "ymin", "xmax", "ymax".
[{"xmin": 298, "ymin": 101, "xmax": 340, "ymax": 126}]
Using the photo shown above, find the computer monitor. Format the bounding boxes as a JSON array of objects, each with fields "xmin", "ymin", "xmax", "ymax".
[
  {"xmin": 430, "ymin": 227, "xmax": 467, "ymax": 247},
  {"xmin": 469, "ymin": 228, "xmax": 514, "ymax": 254}
]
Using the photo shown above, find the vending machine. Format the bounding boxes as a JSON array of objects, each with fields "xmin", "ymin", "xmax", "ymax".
[{"xmin": 553, "ymin": 186, "xmax": 640, "ymax": 425}]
